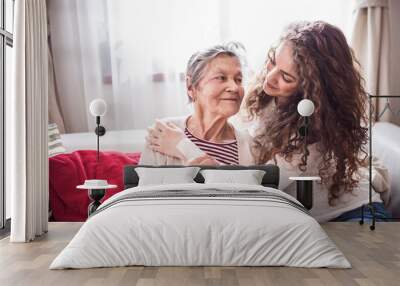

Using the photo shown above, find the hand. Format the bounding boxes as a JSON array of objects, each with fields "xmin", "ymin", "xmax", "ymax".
[
  {"xmin": 146, "ymin": 120, "xmax": 186, "ymax": 159},
  {"xmin": 187, "ymin": 154, "xmax": 220, "ymax": 166}
]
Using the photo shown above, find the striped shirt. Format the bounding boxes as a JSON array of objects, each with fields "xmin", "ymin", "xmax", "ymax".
[{"xmin": 184, "ymin": 128, "xmax": 239, "ymax": 165}]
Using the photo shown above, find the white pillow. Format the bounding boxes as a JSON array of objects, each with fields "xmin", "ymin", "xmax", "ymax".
[
  {"xmin": 135, "ymin": 167, "xmax": 200, "ymax": 186},
  {"xmin": 200, "ymin": 169, "xmax": 266, "ymax": 185}
]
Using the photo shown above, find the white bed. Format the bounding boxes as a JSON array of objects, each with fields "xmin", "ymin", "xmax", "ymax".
[
  {"xmin": 50, "ymin": 183, "xmax": 350, "ymax": 269},
  {"xmin": 373, "ymin": 122, "xmax": 400, "ymax": 217},
  {"xmin": 60, "ymin": 129, "xmax": 147, "ymax": 153}
]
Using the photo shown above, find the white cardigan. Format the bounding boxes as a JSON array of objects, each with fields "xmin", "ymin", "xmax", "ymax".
[{"xmin": 139, "ymin": 116, "xmax": 255, "ymax": 166}]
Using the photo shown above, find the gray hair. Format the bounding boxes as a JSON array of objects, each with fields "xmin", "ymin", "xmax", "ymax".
[{"xmin": 186, "ymin": 42, "xmax": 246, "ymax": 102}]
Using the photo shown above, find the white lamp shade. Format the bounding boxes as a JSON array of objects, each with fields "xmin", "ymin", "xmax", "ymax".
[
  {"xmin": 297, "ymin": 99, "xmax": 315, "ymax": 117},
  {"xmin": 89, "ymin": 99, "xmax": 107, "ymax": 117}
]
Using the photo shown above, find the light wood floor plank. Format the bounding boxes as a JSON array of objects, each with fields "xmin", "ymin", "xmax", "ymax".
[{"xmin": 0, "ymin": 222, "xmax": 399, "ymax": 286}]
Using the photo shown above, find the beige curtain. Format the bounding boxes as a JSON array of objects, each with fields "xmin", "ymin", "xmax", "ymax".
[
  {"xmin": 350, "ymin": 0, "xmax": 399, "ymax": 124},
  {"xmin": 48, "ymin": 38, "xmax": 66, "ymax": 134},
  {"xmin": 388, "ymin": 0, "xmax": 400, "ymax": 125},
  {"xmin": 9, "ymin": 0, "xmax": 49, "ymax": 242}
]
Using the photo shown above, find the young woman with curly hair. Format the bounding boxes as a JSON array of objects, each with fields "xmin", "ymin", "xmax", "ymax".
[{"xmin": 145, "ymin": 21, "xmax": 390, "ymax": 222}]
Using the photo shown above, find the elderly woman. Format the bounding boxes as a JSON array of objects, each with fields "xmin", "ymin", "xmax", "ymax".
[{"xmin": 139, "ymin": 43, "xmax": 254, "ymax": 165}]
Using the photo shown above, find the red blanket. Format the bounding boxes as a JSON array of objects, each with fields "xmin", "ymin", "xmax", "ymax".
[{"xmin": 49, "ymin": 150, "xmax": 140, "ymax": 221}]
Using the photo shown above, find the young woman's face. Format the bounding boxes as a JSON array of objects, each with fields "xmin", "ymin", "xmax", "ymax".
[
  {"xmin": 263, "ymin": 42, "xmax": 299, "ymax": 99},
  {"xmin": 192, "ymin": 55, "xmax": 244, "ymax": 118}
]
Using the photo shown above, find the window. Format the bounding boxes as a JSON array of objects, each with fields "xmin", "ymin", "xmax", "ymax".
[{"xmin": 0, "ymin": 0, "xmax": 14, "ymax": 234}]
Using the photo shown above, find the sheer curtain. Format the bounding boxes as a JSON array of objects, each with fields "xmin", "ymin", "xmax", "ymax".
[
  {"xmin": 106, "ymin": 0, "xmax": 221, "ymax": 130},
  {"xmin": 48, "ymin": 0, "xmax": 352, "ymax": 133},
  {"xmin": 48, "ymin": 0, "xmax": 221, "ymax": 132}
]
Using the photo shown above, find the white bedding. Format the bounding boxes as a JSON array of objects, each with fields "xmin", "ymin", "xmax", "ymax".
[
  {"xmin": 60, "ymin": 129, "xmax": 147, "ymax": 153},
  {"xmin": 50, "ymin": 183, "xmax": 350, "ymax": 269}
]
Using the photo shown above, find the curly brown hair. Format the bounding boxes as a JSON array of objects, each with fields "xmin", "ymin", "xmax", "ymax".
[{"xmin": 245, "ymin": 21, "xmax": 369, "ymax": 206}]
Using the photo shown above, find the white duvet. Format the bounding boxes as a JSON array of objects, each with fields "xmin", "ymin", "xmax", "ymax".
[{"xmin": 50, "ymin": 183, "xmax": 350, "ymax": 269}]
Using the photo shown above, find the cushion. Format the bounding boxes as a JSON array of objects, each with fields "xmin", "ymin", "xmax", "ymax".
[
  {"xmin": 48, "ymin": 123, "xmax": 66, "ymax": 157},
  {"xmin": 200, "ymin": 169, "xmax": 266, "ymax": 185},
  {"xmin": 135, "ymin": 166, "xmax": 200, "ymax": 186},
  {"xmin": 49, "ymin": 150, "xmax": 141, "ymax": 221}
]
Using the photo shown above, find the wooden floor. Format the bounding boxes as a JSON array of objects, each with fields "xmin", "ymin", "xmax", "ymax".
[{"xmin": 0, "ymin": 223, "xmax": 399, "ymax": 286}]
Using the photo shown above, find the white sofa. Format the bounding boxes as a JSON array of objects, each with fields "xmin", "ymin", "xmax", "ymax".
[
  {"xmin": 60, "ymin": 129, "xmax": 147, "ymax": 153},
  {"xmin": 373, "ymin": 122, "xmax": 400, "ymax": 217}
]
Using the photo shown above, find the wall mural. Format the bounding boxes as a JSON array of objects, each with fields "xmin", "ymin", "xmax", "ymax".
[{"xmin": 47, "ymin": 1, "xmax": 397, "ymax": 231}]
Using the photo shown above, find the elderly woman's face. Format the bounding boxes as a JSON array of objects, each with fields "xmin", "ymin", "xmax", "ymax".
[
  {"xmin": 263, "ymin": 42, "xmax": 299, "ymax": 99},
  {"xmin": 192, "ymin": 55, "xmax": 244, "ymax": 118}
]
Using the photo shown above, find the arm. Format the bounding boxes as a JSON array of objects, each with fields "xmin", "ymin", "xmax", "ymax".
[
  {"xmin": 356, "ymin": 156, "xmax": 390, "ymax": 205},
  {"xmin": 139, "ymin": 120, "xmax": 185, "ymax": 165},
  {"xmin": 271, "ymin": 145, "xmax": 321, "ymax": 193},
  {"xmin": 139, "ymin": 141, "xmax": 186, "ymax": 166},
  {"xmin": 138, "ymin": 145, "xmax": 168, "ymax": 165}
]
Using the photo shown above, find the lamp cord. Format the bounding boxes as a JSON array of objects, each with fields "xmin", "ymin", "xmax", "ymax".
[
  {"xmin": 304, "ymin": 116, "xmax": 309, "ymax": 171},
  {"xmin": 96, "ymin": 116, "xmax": 100, "ymax": 163}
]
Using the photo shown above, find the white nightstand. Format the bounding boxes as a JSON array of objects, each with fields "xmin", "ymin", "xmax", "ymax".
[{"xmin": 289, "ymin": 176, "xmax": 321, "ymax": 210}]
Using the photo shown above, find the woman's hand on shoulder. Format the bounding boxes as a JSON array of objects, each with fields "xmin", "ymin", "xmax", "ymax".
[{"xmin": 146, "ymin": 119, "xmax": 186, "ymax": 159}]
